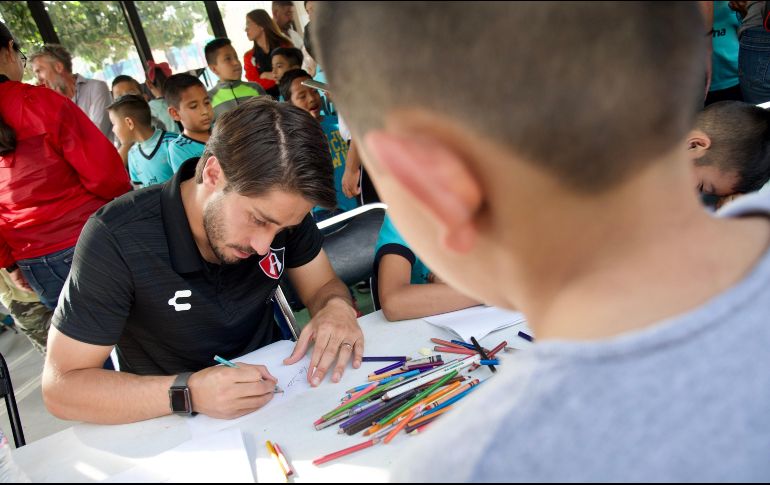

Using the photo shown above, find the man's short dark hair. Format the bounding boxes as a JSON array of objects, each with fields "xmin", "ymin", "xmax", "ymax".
[
  {"xmin": 164, "ymin": 73, "xmax": 205, "ymax": 109},
  {"xmin": 279, "ymin": 68, "xmax": 312, "ymax": 103},
  {"xmin": 204, "ymin": 37, "xmax": 232, "ymax": 66},
  {"xmin": 271, "ymin": 47, "xmax": 303, "ymax": 67},
  {"xmin": 111, "ymin": 75, "xmax": 141, "ymax": 90},
  {"xmin": 315, "ymin": 2, "xmax": 706, "ymax": 193},
  {"xmin": 696, "ymin": 101, "xmax": 770, "ymax": 193},
  {"xmin": 196, "ymin": 97, "xmax": 336, "ymax": 208},
  {"xmin": 106, "ymin": 94, "xmax": 152, "ymax": 128}
]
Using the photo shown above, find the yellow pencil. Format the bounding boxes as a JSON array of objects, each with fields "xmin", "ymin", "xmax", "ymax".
[{"xmin": 266, "ymin": 440, "xmax": 289, "ymax": 480}]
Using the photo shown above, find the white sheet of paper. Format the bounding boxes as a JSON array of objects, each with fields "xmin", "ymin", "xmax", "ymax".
[
  {"xmin": 105, "ymin": 428, "xmax": 253, "ymax": 483},
  {"xmin": 423, "ymin": 305, "xmax": 528, "ymax": 343},
  {"xmin": 187, "ymin": 339, "xmax": 312, "ymax": 438}
]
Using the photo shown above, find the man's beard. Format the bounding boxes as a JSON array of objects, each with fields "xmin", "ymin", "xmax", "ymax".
[{"xmin": 202, "ymin": 193, "xmax": 256, "ymax": 265}]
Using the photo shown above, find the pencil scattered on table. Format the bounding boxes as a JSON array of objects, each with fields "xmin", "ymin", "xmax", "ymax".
[{"xmin": 311, "ymin": 337, "xmax": 508, "ymax": 465}]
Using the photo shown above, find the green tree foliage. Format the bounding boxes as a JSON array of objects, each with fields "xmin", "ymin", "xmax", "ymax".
[
  {"xmin": 2, "ymin": 1, "xmax": 210, "ymax": 71},
  {"xmin": 0, "ymin": 2, "xmax": 44, "ymax": 50}
]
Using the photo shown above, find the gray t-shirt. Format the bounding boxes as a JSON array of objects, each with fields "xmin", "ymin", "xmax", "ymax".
[{"xmin": 396, "ymin": 193, "xmax": 770, "ymax": 482}]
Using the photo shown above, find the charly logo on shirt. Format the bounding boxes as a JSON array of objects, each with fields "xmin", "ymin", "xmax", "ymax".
[
  {"xmin": 168, "ymin": 290, "xmax": 192, "ymax": 311},
  {"xmin": 259, "ymin": 247, "xmax": 285, "ymax": 280}
]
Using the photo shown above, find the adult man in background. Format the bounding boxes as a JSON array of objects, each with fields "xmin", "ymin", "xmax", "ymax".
[{"xmin": 31, "ymin": 44, "xmax": 113, "ymax": 141}]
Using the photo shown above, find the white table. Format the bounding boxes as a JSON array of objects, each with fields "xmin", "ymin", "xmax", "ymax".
[{"xmin": 14, "ymin": 310, "xmax": 527, "ymax": 482}]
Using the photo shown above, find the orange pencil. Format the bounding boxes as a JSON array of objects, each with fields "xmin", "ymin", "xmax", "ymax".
[
  {"xmin": 384, "ymin": 407, "xmax": 421, "ymax": 444},
  {"xmin": 407, "ymin": 405, "xmax": 453, "ymax": 428}
]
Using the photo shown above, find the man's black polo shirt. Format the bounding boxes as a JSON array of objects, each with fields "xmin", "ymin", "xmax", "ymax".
[{"xmin": 52, "ymin": 159, "xmax": 323, "ymax": 375}]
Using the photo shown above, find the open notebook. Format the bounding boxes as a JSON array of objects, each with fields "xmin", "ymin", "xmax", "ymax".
[{"xmin": 423, "ymin": 305, "xmax": 529, "ymax": 343}]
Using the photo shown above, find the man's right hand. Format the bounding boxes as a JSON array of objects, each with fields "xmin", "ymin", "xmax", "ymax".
[{"xmin": 188, "ymin": 363, "xmax": 278, "ymax": 419}]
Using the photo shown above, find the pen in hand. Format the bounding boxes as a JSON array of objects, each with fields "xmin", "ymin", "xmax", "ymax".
[{"xmin": 214, "ymin": 355, "xmax": 284, "ymax": 393}]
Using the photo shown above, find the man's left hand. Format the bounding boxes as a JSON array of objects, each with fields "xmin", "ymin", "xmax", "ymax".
[{"xmin": 283, "ymin": 297, "xmax": 363, "ymax": 386}]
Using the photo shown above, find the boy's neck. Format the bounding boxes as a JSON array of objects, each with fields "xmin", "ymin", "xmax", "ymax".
[
  {"xmin": 133, "ymin": 125, "xmax": 157, "ymax": 144},
  {"xmin": 218, "ymin": 78, "xmax": 240, "ymax": 84},
  {"xmin": 183, "ymin": 129, "xmax": 210, "ymax": 144}
]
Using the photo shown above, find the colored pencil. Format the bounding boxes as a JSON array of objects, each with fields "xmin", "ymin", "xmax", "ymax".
[
  {"xmin": 404, "ymin": 409, "xmax": 450, "ymax": 434},
  {"xmin": 362, "ymin": 356, "xmax": 410, "ymax": 362},
  {"xmin": 430, "ymin": 338, "xmax": 469, "ymax": 349},
  {"xmin": 266, "ymin": 440, "xmax": 289, "ymax": 480},
  {"xmin": 434, "ymin": 345, "xmax": 477, "ymax": 355},
  {"xmin": 487, "ymin": 340, "xmax": 507, "ymax": 359},
  {"xmin": 383, "ymin": 407, "xmax": 421, "ymax": 444},
  {"xmin": 312, "ymin": 439, "xmax": 378, "ymax": 466},
  {"xmin": 450, "ymin": 339, "xmax": 478, "ymax": 350},
  {"xmin": 273, "ymin": 442, "xmax": 294, "ymax": 477},
  {"xmin": 373, "ymin": 360, "xmax": 406, "ymax": 375}
]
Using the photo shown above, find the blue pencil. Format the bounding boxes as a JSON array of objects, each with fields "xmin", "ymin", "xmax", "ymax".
[{"xmin": 450, "ymin": 340, "xmax": 477, "ymax": 351}]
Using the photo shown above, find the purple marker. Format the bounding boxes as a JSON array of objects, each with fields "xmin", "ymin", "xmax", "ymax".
[
  {"xmin": 373, "ymin": 360, "xmax": 406, "ymax": 375},
  {"xmin": 362, "ymin": 356, "xmax": 409, "ymax": 362},
  {"xmin": 518, "ymin": 331, "xmax": 534, "ymax": 342}
]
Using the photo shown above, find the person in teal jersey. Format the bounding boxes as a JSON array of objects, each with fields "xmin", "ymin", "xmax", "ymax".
[
  {"xmin": 280, "ymin": 69, "xmax": 358, "ymax": 220},
  {"xmin": 205, "ymin": 38, "xmax": 267, "ymax": 119},
  {"xmin": 164, "ymin": 74, "xmax": 213, "ymax": 172},
  {"xmin": 373, "ymin": 215, "xmax": 481, "ymax": 321},
  {"xmin": 107, "ymin": 95, "xmax": 175, "ymax": 188},
  {"xmin": 706, "ymin": 1, "xmax": 743, "ymax": 105}
]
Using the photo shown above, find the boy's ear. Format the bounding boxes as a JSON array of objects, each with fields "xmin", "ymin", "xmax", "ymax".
[
  {"xmin": 125, "ymin": 117, "xmax": 135, "ymax": 131},
  {"xmin": 208, "ymin": 63, "xmax": 221, "ymax": 78},
  {"xmin": 168, "ymin": 105, "xmax": 181, "ymax": 122},
  {"xmin": 364, "ymin": 130, "xmax": 483, "ymax": 254},
  {"xmin": 687, "ymin": 129, "xmax": 711, "ymax": 159}
]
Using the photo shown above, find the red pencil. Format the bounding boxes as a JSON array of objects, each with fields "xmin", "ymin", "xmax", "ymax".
[
  {"xmin": 430, "ymin": 338, "xmax": 468, "ymax": 349},
  {"xmin": 488, "ymin": 340, "xmax": 508, "ymax": 359},
  {"xmin": 312, "ymin": 439, "xmax": 378, "ymax": 466},
  {"xmin": 434, "ymin": 346, "xmax": 476, "ymax": 355}
]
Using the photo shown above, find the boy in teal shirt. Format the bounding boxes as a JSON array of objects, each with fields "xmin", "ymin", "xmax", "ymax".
[
  {"xmin": 205, "ymin": 38, "xmax": 266, "ymax": 119},
  {"xmin": 374, "ymin": 215, "xmax": 480, "ymax": 321},
  {"xmin": 107, "ymin": 95, "xmax": 175, "ymax": 188},
  {"xmin": 280, "ymin": 69, "xmax": 358, "ymax": 220},
  {"xmin": 165, "ymin": 74, "xmax": 213, "ymax": 172}
]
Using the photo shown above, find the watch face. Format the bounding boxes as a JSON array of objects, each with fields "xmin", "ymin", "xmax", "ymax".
[{"xmin": 169, "ymin": 388, "xmax": 190, "ymax": 414}]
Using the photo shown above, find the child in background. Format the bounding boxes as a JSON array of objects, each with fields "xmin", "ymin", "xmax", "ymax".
[
  {"xmin": 107, "ymin": 94, "xmax": 176, "ymax": 188},
  {"xmin": 205, "ymin": 38, "xmax": 266, "ymax": 119},
  {"xmin": 279, "ymin": 69, "xmax": 358, "ymax": 220},
  {"xmin": 374, "ymin": 215, "xmax": 481, "ymax": 321},
  {"xmin": 689, "ymin": 101, "xmax": 770, "ymax": 202},
  {"xmin": 111, "ymin": 75, "xmax": 172, "ymax": 166},
  {"xmin": 271, "ymin": 47, "xmax": 303, "ymax": 87},
  {"xmin": 165, "ymin": 74, "xmax": 213, "ymax": 172},
  {"xmin": 145, "ymin": 61, "xmax": 179, "ymax": 134}
]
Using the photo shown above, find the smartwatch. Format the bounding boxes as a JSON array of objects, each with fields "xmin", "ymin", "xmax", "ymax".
[{"xmin": 169, "ymin": 372, "xmax": 196, "ymax": 416}]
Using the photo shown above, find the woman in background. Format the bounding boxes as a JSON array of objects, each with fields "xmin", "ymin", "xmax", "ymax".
[{"xmin": 244, "ymin": 9, "xmax": 293, "ymax": 98}]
